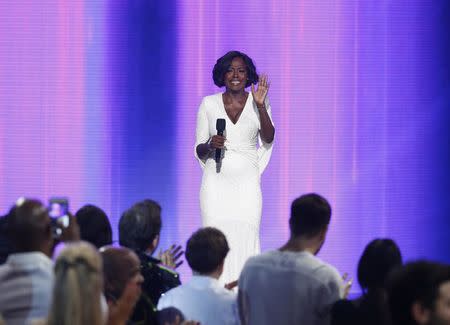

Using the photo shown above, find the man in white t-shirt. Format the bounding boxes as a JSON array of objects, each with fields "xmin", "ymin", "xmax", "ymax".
[
  {"xmin": 158, "ymin": 227, "xmax": 238, "ymax": 325},
  {"xmin": 238, "ymin": 193, "xmax": 349, "ymax": 325}
]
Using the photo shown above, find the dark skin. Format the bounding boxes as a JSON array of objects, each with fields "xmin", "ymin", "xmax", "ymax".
[{"xmin": 196, "ymin": 57, "xmax": 275, "ymax": 160}]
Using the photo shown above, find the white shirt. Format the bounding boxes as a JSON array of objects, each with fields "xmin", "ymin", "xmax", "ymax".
[
  {"xmin": 238, "ymin": 250, "xmax": 344, "ymax": 325},
  {"xmin": 0, "ymin": 252, "xmax": 54, "ymax": 325},
  {"xmin": 157, "ymin": 275, "xmax": 239, "ymax": 325}
]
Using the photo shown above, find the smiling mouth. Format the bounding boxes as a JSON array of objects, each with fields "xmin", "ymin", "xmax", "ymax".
[{"xmin": 231, "ymin": 81, "xmax": 240, "ymax": 85}]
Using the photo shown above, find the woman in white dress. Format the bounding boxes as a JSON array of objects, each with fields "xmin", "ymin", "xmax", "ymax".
[{"xmin": 194, "ymin": 51, "xmax": 275, "ymax": 285}]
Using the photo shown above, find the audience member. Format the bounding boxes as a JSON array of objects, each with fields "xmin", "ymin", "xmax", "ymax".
[
  {"xmin": 41, "ymin": 241, "xmax": 105, "ymax": 325},
  {"xmin": 388, "ymin": 261, "xmax": 450, "ymax": 325},
  {"xmin": 0, "ymin": 198, "xmax": 54, "ymax": 325},
  {"xmin": 119, "ymin": 199, "xmax": 181, "ymax": 324},
  {"xmin": 100, "ymin": 246, "xmax": 143, "ymax": 325},
  {"xmin": 75, "ymin": 204, "xmax": 113, "ymax": 249},
  {"xmin": 238, "ymin": 193, "xmax": 348, "ymax": 325},
  {"xmin": 158, "ymin": 311, "xmax": 199, "ymax": 325},
  {"xmin": 134, "ymin": 199, "xmax": 184, "ymax": 269},
  {"xmin": 9, "ymin": 194, "xmax": 447, "ymax": 325},
  {"xmin": 158, "ymin": 227, "xmax": 238, "ymax": 324},
  {"xmin": 331, "ymin": 238, "xmax": 403, "ymax": 325},
  {"xmin": 158, "ymin": 307, "xmax": 186, "ymax": 325}
]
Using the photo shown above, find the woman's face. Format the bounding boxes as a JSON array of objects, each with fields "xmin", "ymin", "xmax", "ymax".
[{"xmin": 224, "ymin": 57, "xmax": 248, "ymax": 92}]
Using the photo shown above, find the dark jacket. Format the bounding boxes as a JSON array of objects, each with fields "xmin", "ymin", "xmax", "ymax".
[{"xmin": 129, "ymin": 251, "xmax": 181, "ymax": 325}]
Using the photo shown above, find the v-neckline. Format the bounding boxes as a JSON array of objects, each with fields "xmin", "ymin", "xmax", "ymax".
[{"xmin": 221, "ymin": 92, "xmax": 250, "ymax": 125}]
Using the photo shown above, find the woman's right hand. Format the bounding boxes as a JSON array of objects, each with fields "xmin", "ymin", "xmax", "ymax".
[
  {"xmin": 209, "ymin": 135, "xmax": 226, "ymax": 149},
  {"xmin": 196, "ymin": 135, "xmax": 226, "ymax": 160}
]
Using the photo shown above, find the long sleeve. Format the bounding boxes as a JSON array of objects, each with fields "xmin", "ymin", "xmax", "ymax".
[
  {"xmin": 194, "ymin": 97, "xmax": 211, "ymax": 168},
  {"xmin": 256, "ymin": 97, "xmax": 274, "ymax": 175}
]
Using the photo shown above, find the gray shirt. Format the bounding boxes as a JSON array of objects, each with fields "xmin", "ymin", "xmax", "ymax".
[{"xmin": 238, "ymin": 250, "xmax": 344, "ymax": 325}]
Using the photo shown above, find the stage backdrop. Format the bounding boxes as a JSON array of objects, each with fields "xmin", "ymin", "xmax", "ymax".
[{"xmin": 1, "ymin": 0, "xmax": 449, "ymax": 292}]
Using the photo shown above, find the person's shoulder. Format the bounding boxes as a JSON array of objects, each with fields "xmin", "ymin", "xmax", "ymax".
[
  {"xmin": 309, "ymin": 256, "xmax": 342, "ymax": 284},
  {"xmin": 201, "ymin": 93, "xmax": 222, "ymax": 106},
  {"xmin": 138, "ymin": 254, "xmax": 160, "ymax": 271},
  {"xmin": 240, "ymin": 251, "xmax": 281, "ymax": 276},
  {"xmin": 213, "ymin": 282, "xmax": 237, "ymax": 300},
  {"xmin": 160, "ymin": 283, "xmax": 183, "ymax": 298},
  {"xmin": 138, "ymin": 253, "xmax": 157, "ymax": 272},
  {"xmin": 246, "ymin": 250, "xmax": 278, "ymax": 265},
  {"xmin": 203, "ymin": 92, "xmax": 222, "ymax": 100},
  {"xmin": 317, "ymin": 259, "xmax": 341, "ymax": 278},
  {"xmin": 206, "ymin": 283, "xmax": 237, "ymax": 313},
  {"xmin": 157, "ymin": 282, "xmax": 194, "ymax": 311},
  {"xmin": 139, "ymin": 254, "xmax": 180, "ymax": 283}
]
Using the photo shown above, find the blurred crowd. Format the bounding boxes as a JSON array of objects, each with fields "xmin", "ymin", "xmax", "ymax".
[{"xmin": 0, "ymin": 194, "xmax": 448, "ymax": 325}]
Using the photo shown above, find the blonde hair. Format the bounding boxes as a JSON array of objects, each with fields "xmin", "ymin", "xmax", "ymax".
[{"xmin": 47, "ymin": 242, "xmax": 104, "ymax": 325}]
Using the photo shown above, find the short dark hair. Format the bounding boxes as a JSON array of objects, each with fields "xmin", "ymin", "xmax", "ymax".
[
  {"xmin": 185, "ymin": 227, "xmax": 229, "ymax": 274},
  {"xmin": 118, "ymin": 199, "xmax": 162, "ymax": 252},
  {"xmin": 158, "ymin": 307, "xmax": 185, "ymax": 325},
  {"xmin": 289, "ymin": 193, "xmax": 331, "ymax": 238},
  {"xmin": 358, "ymin": 238, "xmax": 402, "ymax": 293},
  {"xmin": 75, "ymin": 204, "xmax": 112, "ymax": 249},
  {"xmin": 212, "ymin": 51, "xmax": 258, "ymax": 88},
  {"xmin": 7, "ymin": 199, "xmax": 52, "ymax": 251},
  {"xmin": 387, "ymin": 261, "xmax": 450, "ymax": 325}
]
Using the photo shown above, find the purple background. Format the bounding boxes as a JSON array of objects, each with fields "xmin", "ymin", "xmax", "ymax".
[{"xmin": 1, "ymin": 0, "xmax": 449, "ymax": 293}]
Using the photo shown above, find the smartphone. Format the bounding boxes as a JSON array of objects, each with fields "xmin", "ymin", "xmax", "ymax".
[{"xmin": 49, "ymin": 198, "xmax": 70, "ymax": 233}]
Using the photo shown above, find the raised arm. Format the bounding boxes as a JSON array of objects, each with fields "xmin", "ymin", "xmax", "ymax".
[{"xmin": 251, "ymin": 74, "xmax": 275, "ymax": 143}]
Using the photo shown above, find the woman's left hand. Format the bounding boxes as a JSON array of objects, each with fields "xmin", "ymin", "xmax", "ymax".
[{"xmin": 251, "ymin": 73, "xmax": 270, "ymax": 108}]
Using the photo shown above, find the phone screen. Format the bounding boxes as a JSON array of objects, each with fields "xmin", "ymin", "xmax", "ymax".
[
  {"xmin": 49, "ymin": 198, "xmax": 69, "ymax": 238},
  {"xmin": 49, "ymin": 198, "xmax": 69, "ymax": 218}
]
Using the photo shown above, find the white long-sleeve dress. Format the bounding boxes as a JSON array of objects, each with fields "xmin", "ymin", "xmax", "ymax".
[{"xmin": 194, "ymin": 92, "xmax": 274, "ymax": 284}]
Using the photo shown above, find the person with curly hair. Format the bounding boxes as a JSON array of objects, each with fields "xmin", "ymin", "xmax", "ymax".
[{"xmin": 195, "ymin": 50, "xmax": 275, "ymax": 285}]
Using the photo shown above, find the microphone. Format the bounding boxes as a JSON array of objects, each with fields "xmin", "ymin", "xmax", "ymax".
[{"xmin": 215, "ymin": 118, "xmax": 226, "ymax": 163}]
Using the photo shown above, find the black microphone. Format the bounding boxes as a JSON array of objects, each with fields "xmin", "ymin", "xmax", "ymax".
[{"xmin": 215, "ymin": 118, "xmax": 226, "ymax": 163}]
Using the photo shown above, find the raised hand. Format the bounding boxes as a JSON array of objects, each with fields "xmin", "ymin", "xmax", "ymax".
[
  {"xmin": 59, "ymin": 212, "xmax": 80, "ymax": 242},
  {"xmin": 342, "ymin": 272, "xmax": 353, "ymax": 298},
  {"xmin": 251, "ymin": 73, "xmax": 270, "ymax": 108},
  {"xmin": 158, "ymin": 244, "xmax": 184, "ymax": 269},
  {"xmin": 225, "ymin": 280, "xmax": 238, "ymax": 291}
]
